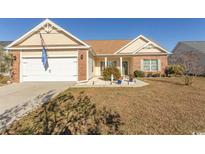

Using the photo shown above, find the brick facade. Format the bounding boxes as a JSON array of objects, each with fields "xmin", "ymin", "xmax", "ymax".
[
  {"xmin": 10, "ymin": 50, "xmax": 167, "ymax": 82},
  {"xmin": 78, "ymin": 50, "xmax": 87, "ymax": 81},
  {"xmin": 11, "ymin": 50, "xmax": 89, "ymax": 82},
  {"xmin": 11, "ymin": 51, "xmax": 20, "ymax": 83},
  {"xmin": 130, "ymin": 55, "xmax": 168, "ymax": 74}
]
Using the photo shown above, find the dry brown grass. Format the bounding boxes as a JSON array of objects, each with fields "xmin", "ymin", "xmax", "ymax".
[
  {"xmin": 2, "ymin": 77, "xmax": 205, "ymax": 135},
  {"xmin": 66, "ymin": 77, "xmax": 205, "ymax": 134}
]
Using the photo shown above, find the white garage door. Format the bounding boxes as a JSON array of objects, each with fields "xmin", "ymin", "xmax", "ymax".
[{"xmin": 22, "ymin": 57, "xmax": 78, "ymax": 82}]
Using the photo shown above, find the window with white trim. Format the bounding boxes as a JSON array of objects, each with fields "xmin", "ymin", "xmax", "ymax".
[
  {"xmin": 143, "ymin": 59, "xmax": 158, "ymax": 71},
  {"xmin": 107, "ymin": 61, "xmax": 117, "ymax": 67}
]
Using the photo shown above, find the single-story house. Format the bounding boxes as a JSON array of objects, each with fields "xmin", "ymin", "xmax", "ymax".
[
  {"xmin": 169, "ymin": 41, "xmax": 205, "ymax": 75},
  {"xmin": 6, "ymin": 19, "xmax": 170, "ymax": 82}
]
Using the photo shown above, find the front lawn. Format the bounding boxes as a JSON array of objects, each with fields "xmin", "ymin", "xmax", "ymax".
[{"xmin": 2, "ymin": 77, "xmax": 205, "ymax": 134}]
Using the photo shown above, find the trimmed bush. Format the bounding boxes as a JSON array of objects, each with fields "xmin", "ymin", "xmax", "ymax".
[
  {"xmin": 103, "ymin": 67, "xmax": 121, "ymax": 81},
  {"xmin": 133, "ymin": 70, "xmax": 145, "ymax": 77},
  {"xmin": 0, "ymin": 74, "xmax": 10, "ymax": 84},
  {"xmin": 146, "ymin": 72, "xmax": 153, "ymax": 77},
  {"xmin": 152, "ymin": 72, "xmax": 161, "ymax": 77},
  {"xmin": 165, "ymin": 65, "xmax": 185, "ymax": 77}
]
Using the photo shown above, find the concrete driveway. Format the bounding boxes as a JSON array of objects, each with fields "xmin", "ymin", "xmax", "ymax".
[{"xmin": 0, "ymin": 82, "xmax": 75, "ymax": 130}]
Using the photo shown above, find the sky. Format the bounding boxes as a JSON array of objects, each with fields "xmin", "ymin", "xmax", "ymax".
[{"xmin": 1, "ymin": 18, "xmax": 205, "ymax": 51}]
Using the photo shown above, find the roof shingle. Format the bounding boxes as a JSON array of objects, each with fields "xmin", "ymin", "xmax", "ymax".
[
  {"xmin": 181, "ymin": 41, "xmax": 205, "ymax": 54},
  {"xmin": 84, "ymin": 40, "xmax": 130, "ymax": 54}
]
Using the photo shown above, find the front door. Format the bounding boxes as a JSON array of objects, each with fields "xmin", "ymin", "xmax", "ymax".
[{"xmin": 122, "ymin": 61, "xmax": 128, "ymax": 75}]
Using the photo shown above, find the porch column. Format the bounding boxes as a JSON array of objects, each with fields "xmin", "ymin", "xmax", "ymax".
[
  {"xmin": 120, "ymin": 57, "xmax": 122, "ymax": 76},
  {"xmin": 104, "ymin": 57, "xmax": 107, "ymax": 68}
]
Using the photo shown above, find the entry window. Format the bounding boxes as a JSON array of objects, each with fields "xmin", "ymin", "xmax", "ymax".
[
  {"xmin": 143, "ymin": 59, "xmax": 158, "ymax": 71},
  {"xmin": 107, "ymin": 61, "xmax": 117, "ymax": 67}
]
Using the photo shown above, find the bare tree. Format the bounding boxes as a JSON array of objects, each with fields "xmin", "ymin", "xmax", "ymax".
[
  {"xmin": 0, "ymin": 50, "xmax": 12, "ymax": 75},
  {"xmin": 177, "ymin": 51, "xmax": 203, "ymax": 85}
]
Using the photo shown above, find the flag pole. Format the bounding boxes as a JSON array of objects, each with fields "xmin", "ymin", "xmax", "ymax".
[{"xmin": 39, "ymin": 31, "xmax": 49, "ymax": 70}]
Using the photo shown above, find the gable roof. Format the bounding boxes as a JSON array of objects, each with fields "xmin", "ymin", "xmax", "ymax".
[
  {"xmin": 4, "ymin": 19, "xmax": 169, "ymax": 55},
  {"xmin": 114, "ymin": 35, "xmax": 170, "ymax": 54},
  {"xmin": 178, "ymin": 41, "xmax": 205, "ymax": 54},
  {"xmin": 6, "ymin": 19, "xmax": 90, "ymax": 49},
  {"xmin": 84, "ymin": 40, "xmax": 130, "ymax": 54}
]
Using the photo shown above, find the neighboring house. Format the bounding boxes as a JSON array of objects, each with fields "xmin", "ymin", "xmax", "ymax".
[
  {"xmin": 6, "ymin": 19, "xmax": 170, "ymax": 82},
  {"xmin": 169, "ymin": 41, "xmax": 205, "ymax": 75},
  {"xmin": 0, "ymin": 41, "xmax": 12, "ymax": 48}
]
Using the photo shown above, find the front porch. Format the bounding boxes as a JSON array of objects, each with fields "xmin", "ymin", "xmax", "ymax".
[
  {"xmin": 75, "ymin": 76, "xmax": 148, "ymax": 87},
  {"xmin": 94, "ymin": 56, "xmax": 133, "ymax": 77}
]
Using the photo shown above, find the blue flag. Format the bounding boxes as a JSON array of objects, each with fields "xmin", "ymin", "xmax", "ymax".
[{"xmin": 42, "ymin": 47, "xmax": 48, "ymax": 70}]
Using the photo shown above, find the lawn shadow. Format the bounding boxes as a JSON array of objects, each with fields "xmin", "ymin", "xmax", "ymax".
[
  {"xmin": 0, "ymin": 90, "xmax": 56, "ymax": 131},
  {"xmin": 146, "ymin": 78, "xmax": 185, "ymax": 86}
]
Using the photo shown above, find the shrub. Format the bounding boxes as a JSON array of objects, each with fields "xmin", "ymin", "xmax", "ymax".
[
  {"xmin": 103, "ymin": 67, "xmax": 121, "ymax": 80},
  {"xmin": 152, "ymin": 73, "xmax": 161, "ymax": 77},
  {"xmin": 0, "ymin": 74, "xmax": 10, "ymax": 84},
  {"xmin": 2, "ymin": 92, "xmax": 123, "ymax": 135},
  {"xmin": 133, "ymin": 70, "xmax": 145, "ymax": 77},
  {"xmin": 146, "ymin": 72, "xmax": 153, "ymax": 77},
  {"xmin": 165, "ymin": 65, "xmax": 185, "ymax": 77}
]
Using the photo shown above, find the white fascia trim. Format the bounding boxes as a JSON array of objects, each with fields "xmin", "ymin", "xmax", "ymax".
[
  {"xmin": 96, "ymin": 54, "xmax": 134, "ymax": 56},
  {"xmin": 89, "ymin": 49, "xmax": 96, "ymax": 56},
  {"xmin": 96, "ymin": 53, "xmax": 168, "ymax": 56},
  {"xmin": 6, "ymin": 19, "xmax": 90, "ymax": 48},
  {"xmin": 114, "ymin": 35, "xmax": 147, "ymax": 54},
  {"xmin": 45, "ymin": 19, "xmax": 90, "ymax": 47},
  {"xmin": 7, "ymin": 23, "xmax": 44, "ymax": 48},
  {"xmin": 153, "ymin": 43, "xmax": 171, "ymax": 54},
  {"xmin": 114, "ymin": 34, "xmax": 170, "ymax": 54},
  {"xmin": 132, "ymin": 41, "xmax": 170, "ymax": 54},
  {"xmin": 6, "ymin": 46, "xmax": 90, "ymax": 50},
  {"xmin": 132, "ymin": 42, "xmax": 151, "ymax": 54}
]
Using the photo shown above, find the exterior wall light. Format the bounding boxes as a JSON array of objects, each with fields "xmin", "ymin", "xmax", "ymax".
[
  {"xmin": 13, "ymin": 55, "xmax": 17, "ymax": 60},
  {"xmin": 80, "ymin": 54, "xmax": 83, "ymax": 60}
]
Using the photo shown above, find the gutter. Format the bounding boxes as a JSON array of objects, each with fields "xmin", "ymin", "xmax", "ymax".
[{"xmin": 95, "ymin": 53, "xmax": 170, "ymax": 57}]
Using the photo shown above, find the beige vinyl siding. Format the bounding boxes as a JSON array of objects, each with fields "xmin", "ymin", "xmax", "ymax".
[
  {"xmin": 21, "ymin": 50, "xmax": 78, "ymax": 57},
  {"xmin": 16, "ymin": 28, "xmax": 81, "ymax": 47},
  {"xmin": 119, "ymin": 38, "xmax": 148, "ymax": 53},
  {"xmin": 139, "ymin": 47, "xmax": 163, "ymax": 53}
]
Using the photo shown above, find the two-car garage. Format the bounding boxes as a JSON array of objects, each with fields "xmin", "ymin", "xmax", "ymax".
[
  {"xmin": 21, "ymin": 57, "xmax": 78, "ymax": 82},
  {"xmin": 7, "ymin": 19, "xmax": 91, "ymax": 83}
]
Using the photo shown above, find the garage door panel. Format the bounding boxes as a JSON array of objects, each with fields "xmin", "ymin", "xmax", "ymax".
[{"xmin": 22, "ymin": 57, "xmax": 77, "ymax": 81}]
